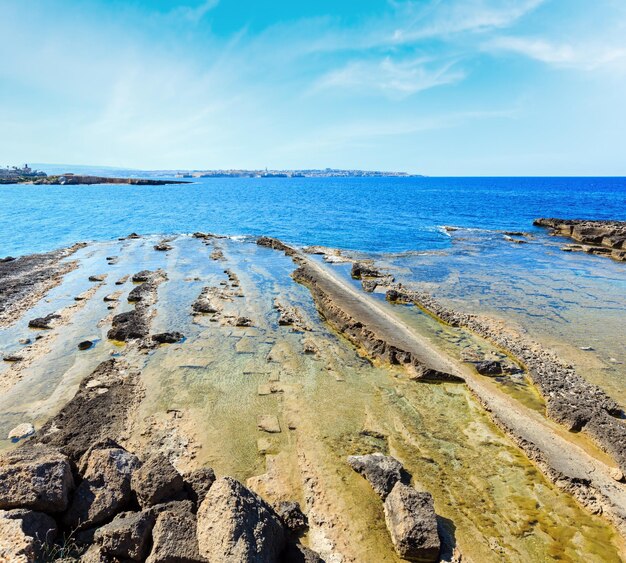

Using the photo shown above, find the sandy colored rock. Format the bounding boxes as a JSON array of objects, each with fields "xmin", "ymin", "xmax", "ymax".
[
  {"xmin": 384, "ymin": 482, "xmax": 440, "ymax": 562},
  {"xmin": 7, "ymin": 423, "xmax": 35, "ymax": 442},
  {"xmin": 0, "ymin": 509, "xmax": 57, "ymax": 560},
  {"xmin": 0, "ymin": 445, "xmax": 73, "ymax": 512},
  {"xmin": 183, "ymin": 466, "xmax": 216, "ymax": 505},
  {"xmin": 147, "ymin": 507, "xmax": 205, "ymax": 563},
  {"xmin": 196, "ymin": 477, "xmax": 285, "ymax": 562},
  {"xmin": 131, "ymin": 453, "xmax": 184, "ymax": 508},
  {"xmin": 94, "ymin": 510, "xmax": 155, "ymax": 561},
  {"xmin": 257, "ymin": 415, "xmax": 281, "ymax": 434}
]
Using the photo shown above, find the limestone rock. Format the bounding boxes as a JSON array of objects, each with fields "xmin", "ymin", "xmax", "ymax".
[
  {"xmin": 383, "ymin": 483, "xmax": 440, "ymax": 562},
  {"xmin": 147, "ymin": 506, "xmax": 205, "ymax": 563},
  {"xmin": 257, "ymin": 415, "xmax": 281, "ymax": 434},
  {"xmin": 7, "ymin": 423, "xmax": 35, "ymax": 443},
  {"xmin": 196, "ymin": 477, "xmax": 285, "ymax": 562},
  {"xmin": 131, "ymin": 453, "xmax": 184, "ymax": 508},
  {"xmin": 94, "ymin": 510, "xmax": 155, "ymax": 561},
  {"xmin": 65, "ymin": 447, "xmax": 140, "ymax": 530},
  {"xmin": 347, "ymin": 453, "xmax": 405, "ymax": 500},
  {"xmin": 0, "ymin": 445, "xmax": 73, "ymax": 512}
]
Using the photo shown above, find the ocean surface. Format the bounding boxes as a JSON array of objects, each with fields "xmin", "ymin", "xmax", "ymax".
[{"xmin": 1, "ymin": 176, "xmax": 625, "ymax": 256}]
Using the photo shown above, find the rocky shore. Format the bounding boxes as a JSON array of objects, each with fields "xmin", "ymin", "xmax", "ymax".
[
  {"xmin": 9, "ymin": 175, "xmax": 189, "ymax": 186},
  {"xmin": 0, "ymin": 233, "xmax": 624, "ymax": 561},
  {"xmin": 534, "ymin": 218, "xmax": 626, "ymax": 261}
]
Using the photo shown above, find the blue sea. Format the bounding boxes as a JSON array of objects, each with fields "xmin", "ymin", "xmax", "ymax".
[{"xmin": 1, "ymin": 176, "xmax": 625, "ymax": 256}]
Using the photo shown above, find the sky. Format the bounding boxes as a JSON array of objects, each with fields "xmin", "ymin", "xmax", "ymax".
[{"xmin": 1, "ymin": 0, "xmax": 626, "ymax": 175}]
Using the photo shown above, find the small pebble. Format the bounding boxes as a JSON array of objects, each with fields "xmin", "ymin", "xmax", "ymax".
[{"xmin": 78, "ymin": 340, "xmax": 94, "ymax": 351}]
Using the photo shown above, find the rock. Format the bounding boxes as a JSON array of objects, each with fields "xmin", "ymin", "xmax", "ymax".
[
  {"xmin": 282, "ymin": 542, "xmax": 325, "ymax": 563},
  {"xmin": 184, "ymin": 467, "xmax": 216, "ymax": 505},
  {"xmin": 131, "ymin": 453, "xmax": 184, "ymax": 508},
  {"xmin": 149, "ymin": 499, "xmax": 196, "ymax": 518},
  {"xmin": 152, "ymin": 332, "xmax": 184, "ymax": 344},
  {"xmin": 27, "ymin": 313, "xmax": 60, "ymax": 329},
  {"xmin": 196, "ymin": 477, "xmax": 285, "ymax": 562},
  {"xmin": 383, "ymin": 483, "xmax": 440, "ymax": 562},
  {"xmin": 81, "ymin": 544, "xmax": 110, "ymax": 562},
  {"xmin": 147, "ymin": 505, "xmax": 205, "ymax": 563},
  {"xmin": 258, "ymin": 415, "xmax": 281, "ymax": 434},
  {"xmin": 275, "ymin": 501, "xmax": 307, "ymax": 532},
  {"xmin": 347, "ymin": 453, "xmax": 405, "ymax": 500},
  {"xmin": 0, "ymin": 256, "xmax": 15, "ymax": 263},
  {"xmin": 351, "ymin": 261, "xmax": 384, "ymax": 280},
  {"xmin": 7, "ymin": 423, "xmax": 35, "ymax": 443},
  {"xmin": 128, "ymin": 282, "xmax": 153, "ymax": 303},
  {"xmin": 192, "ymin": 299, "xmax": 218, "ymax": 314},
  {"xmin": 3, "ymin": 354, "xmax": 23, "ymax": 362},
  {"xmin": 131, "ymin": 270, "xmax": 153, "ymax": 282},
  {"xmin": 154, "ymin": 243, "xmax": 172, "ymax": 252},
  {"xmin": 0, "ymin": 445, "xmax": 74, "ymax": 512},
  {"xmin": 235, "ymin": 316, "xmax": 253, "ymax": 327},
  {"xmin": 107, "ymin": 310, "xmax": 148, "ymax": 341},
  {"xmin": 94, "ymin": 510, "xmax": 155, "ymax": 561},
  {"xmin": 88, "ymin": 274, "xmax": 107, "ymax": 282},
  {"xmin": 65, "ymin": 447, "xmax": 140, "ymax": 530},
  {"xmin": 103, "ymin": 293, "xmax": 119, "ymax": 302},
  {"xmin": 475, "ymin": 360, "xmax": 503, "ymax": 376},
  {"xmin": 78, "ymin": 340, "xmax": 94, "ymax": 351},
  {"xmin": 361, "ymin": 279, "xmax": 378, "ymax": 292},
  {"xmin": 610, "ymin": 468, "xmax": 624, "ymax": 482},
  {"xmin": 0, "ymin": 508, "xmax": 57, "ymax": 558},
  {"xmin": 18, "ymin": 338, "xmax": 31, "ymax": 345}
]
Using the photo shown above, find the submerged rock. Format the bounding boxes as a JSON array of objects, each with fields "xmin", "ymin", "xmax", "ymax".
[
  {"xmin": 27, "ymin": 313, "xmax": 60, "ymax": 329},
  {"xmin": 347, "ymin": 453, "xmax": 405, "ymax": 500},
  {"xmin": 384, "ymin": 482, "xmax": 440, "ymax": 562},
  {"xmin": 78, "ymin": 340, "xmax": 94, "ymax": 350},
  {"xmin": 0, "ymin": 445, "xmax": 74, "ymax": 513},
  {"xmin": 475, "ymin": 360, "xmax": 503, "ymax": 376},
  {"xmin": 196, "ymin": 477, "xmax": 285, "ymax": 562}
]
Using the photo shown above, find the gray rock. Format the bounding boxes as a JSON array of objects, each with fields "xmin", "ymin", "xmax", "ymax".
[
  {"xmin": 0, "ymin": 445, "xmax": 74, "ymax": 512},
  {"xmin": 147, "ymin": 506, "xmax": 205, "ymax": 562},
  {"xmin": 347, "ymin": 453, "xmax": 405, "ymax": 500},
  {"xmin": 65, "ymin": 447, "xmax": 140, "ymax": 530},
  {"xmin": 383, "ymin": 483, "xmax": 440, "ymax": 562},
  {"xmin": 152, "ymin": 332, "xmax": 184, "ymax": 345},
  {"xmin": 196, "ymin": 477, "xmax": 285, "ymax": 562},
  {"xmin": 275, "ymin": 501, "xmax": 307, "ymax": 533},
  {"xmin": 94, "ymin": 510, "xmax": 155, "ymax": 561},
  {"xmin": 475, "ymin": 360, "xmax": 503, "ymax": 376},
  {"xmin": 184, "ymin": 467, "xmax": 216, "ymax": 505},
  {"xmin": 28, "ymin": 313, "xmax": 60, "ymax": 329},
  {"xmin": 131, "ymin": 453, "xmax": 184, "ymax": 508}
]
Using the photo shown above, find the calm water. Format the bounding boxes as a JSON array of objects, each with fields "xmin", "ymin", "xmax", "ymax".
[{"xmin": 1, "ymin": 176, "xmax": 625, "ymax": 256}]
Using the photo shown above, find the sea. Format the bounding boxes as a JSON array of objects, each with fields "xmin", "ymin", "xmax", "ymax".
[{"xmin": 1, "ymin": 175, "xmax": 625, "ymax": 403}]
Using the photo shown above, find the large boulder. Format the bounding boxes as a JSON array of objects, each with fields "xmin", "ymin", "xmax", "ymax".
[
  {"xmin": 94, "ymin": 510, "xmax": 155, "ymax": 561},
  {"xmin": 347, "ymin": 453, "xmax": 405, "ymax": 500},
  {"xmin": 0, "ymin": 445, "xmax": 73, "ymax": 512},
  {"xmin": 147, "ymin": 506, "xmax": 205, "ymax": 562},
  {"xmin": 131, "ymin": 453, "xmax": 184, "ymax": 508},
  {"xmin": 383, "ymin": 483, "xmax": 440, "ymax": 562},
  {"xmin": 65, "ymin": 447, "xmax": 140, "ymax": 530},
  {"xmin": 196, "ymin": 477, "xmax": 286, "ymax": 562},
  {"xmin": 0, "ymin": 509, "xmax": 57, "ymax": 561}
]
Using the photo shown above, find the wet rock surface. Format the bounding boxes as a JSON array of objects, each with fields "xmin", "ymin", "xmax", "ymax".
[
  {"xmin": 534, "ymin": 218, "xmax": 626, "ymax": 261},
  {"xmin": 152, "ymin": 331, "xmax": 184, "ymax": 344}
]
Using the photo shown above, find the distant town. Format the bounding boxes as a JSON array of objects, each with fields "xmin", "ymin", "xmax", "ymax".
[
  {"xmin": 170, "ymin": 168, "xmax": 419, "ymax": 179},
  {"xmin": 0, "ymin": 164, "xmax": 47, "ymax": 182}
]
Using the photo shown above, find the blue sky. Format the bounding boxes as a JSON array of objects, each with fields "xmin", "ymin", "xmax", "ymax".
[{"xmin": 1, "ymin": 0, "xmax": 625, "ymax": 175}]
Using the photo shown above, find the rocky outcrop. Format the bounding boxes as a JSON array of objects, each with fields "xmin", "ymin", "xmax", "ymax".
[
  {"xmin": 257, "ymin": 236, "xmax": 301, "ymax": 261},
  {"xmin": 384, "ymin": 483, "xmax": 440, "ymax": 562},
  {"xmin": 385, "ymin": 285, "xmax": 626, "ymax": 472},
  {"xmin": 293, "ymin": 264, "xmax": 463, "ymax": 384},
  {"xmin": 32, "ymin": 360, "xmax": 141, "ymax": 461},
  {"xmin": 534, "ymin": 218, "xmax": 626, "ymax": 261},
  {"xmin": 274, "ymin": 300, "xmax": 311, "ymax": 331},
  {"xmin": 0, "ymin": 445, "xmax": 74, "ymax": 512},
  {"xmin": 30, "ymin": 174, "xmax": 188, "ymax": 186},
  {"xmin": 347, "ymin": 453, "xmax": 406, "ymax": 500},
  {"xmin": 27, "ymin": 312, "xmax": 60, "ymax": 329},
  {"xmin": 196, "ymin": 477, "xmax": 286, "ymax": 562}
]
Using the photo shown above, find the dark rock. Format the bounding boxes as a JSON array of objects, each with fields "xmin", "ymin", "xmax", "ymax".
[
  {"xmin": 183, "ymin": 467, "xmax": 216, "ymax": 506},
  {"xmin": 147, "ymin": 505, "xmax": 205, "ymax": 563},
  {"xmin": 131, "ymin": 270, "xmax": 153, "ymax": 283},
  {"xmin": 154, "ymin": 243, "xmax": 172, "ymax": 252},
  {"xmin": 94, "ymin": 510, "xmax": 155, "ymax": 561},
  {"xmin": 3, "ymin": 354, "xmax": 23, "ymax": 362},
  {"xmin": 0, "ymin": 444, "xmax": 74, "ymax": 512},
  {"xmin": 128, "ymin": 282, "xmax": 153, "ymax": 303},
  {"xmin": 347, "ymin": 453, "xmax": 406, "ymax": 500},
  {"xmin": 108, "ymin": 310, "xmax": 148, "ymax": 341},
  {"xmin": 28, "ymin": 313, "xmax": 60, "ymax": 329},
  {"xmin": 18, "ymin": 338, "xmax": 31, "ymax": 345},
  {"xmin": 275, "ymin": 501, "xmax": 308, "ymax": 532},
  {"xmin": 64, "ymin": 447, "xmax": 140, "ymax": 530},
  {"xmin": 192, "ymin": 299, "xmax": 218, "ymax": 314},
  {"xmin": 78, "ymin": 340, "xmax": 94, "ymax": 351},
  {"xmin": 128, "ymin": 233, "xmax": 141, "ymax": 239},
  {"xmin": 351, "ymin": 262, "xmax": 386, "ymax": 280},
  {"xmin": 281, "ymin": 542, "xmax": 325, "ymax": 563},
  {"xmin": 88, "ymin": 274, "xmax": 107, "ymax": 282},
  {"xmin": 383, "ymin": 482, "xmax": 440, "ymax": 562},
  {"xmin": 475, "ymin": 360, "xmax": 503, "ymax": 376},
  {"xmin": 0, "ymin": 256, "xmax": 15, "ymax": 263},
  {"xmin": 196, "ymin": 477, "xmax": 285, "ymax": 562},
  {"xmin": 152, "ymin": 332, "xmax": 184, "ymax": 345},
  {"xmin": 131, "ymin": 454, "xmax": 184, "ymax": 508},
  {"xmin": 235, "ymin": 316, "xmax": 253, "ymax": 327}
]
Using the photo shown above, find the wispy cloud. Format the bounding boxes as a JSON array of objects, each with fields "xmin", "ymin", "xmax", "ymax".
[
  {"xmin": 314, "ymin": 57, "xmax": 465, "ymax": 98},
  {"xmin": 486, "ymin": 36, "xmax": 626, "ymax": 70},
  {"xmin": 170, "ymin": 0, "xmax": 220, "ymax": 23}
]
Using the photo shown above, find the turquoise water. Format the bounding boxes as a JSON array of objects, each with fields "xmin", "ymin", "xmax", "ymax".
[{"xmin": 1, "ymin": 176, "xmax": 625, "ymax": 256}]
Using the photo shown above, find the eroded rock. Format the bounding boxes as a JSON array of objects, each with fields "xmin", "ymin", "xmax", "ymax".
[
  {"xmin": 184, "ymin": 467, "xmax": 216, "ymax": 506},
  {"xmin": 347, "ymin": 453, "xmax": 405, "ymax": 500},
  {"xmin": 131, "ymin": 453, "xmax": 184, "ymax": 508},
  {"xmin": 147, "ymin": 505, "xmax": 205, "ymax": 563},
  {"xmin": 94, "ymin": 510, "xmax": 155, "ymax": 561}
]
